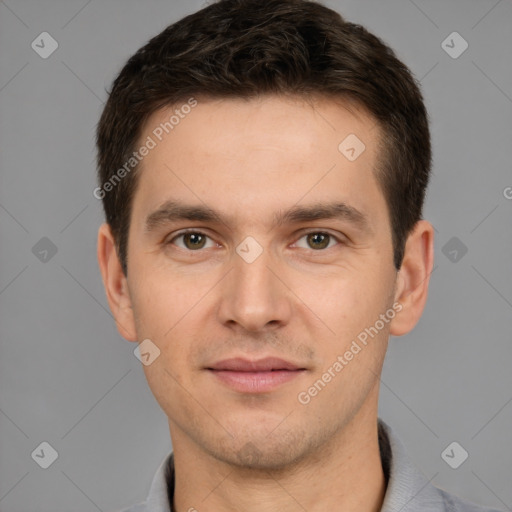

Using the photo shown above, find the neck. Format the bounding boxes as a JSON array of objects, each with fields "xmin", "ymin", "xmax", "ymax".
[{"xmin": 170, "ymin": 396, "xmax": 386, "ymax": 512}]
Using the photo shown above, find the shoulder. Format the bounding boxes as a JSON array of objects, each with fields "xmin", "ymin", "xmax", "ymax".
[
  {"xmin": 437, "ymin": 487, "xmax": 505, "ymax": 512},
  {"xmin": 378, "ymin": 419, "xmax": 505, "ymax": 512}
]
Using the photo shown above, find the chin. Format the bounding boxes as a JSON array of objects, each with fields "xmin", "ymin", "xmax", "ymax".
[
  {"xmin": 204, "ymin": 423, "xmax": 327, "ymax": 472},
  {"xmin": 213, "ymin": 442, "xmax": 307, "ymax": 471}
]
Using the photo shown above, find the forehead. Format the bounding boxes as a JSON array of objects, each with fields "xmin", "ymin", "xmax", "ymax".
[{"xmin": 131, "ymin": 94, "xmax": 387, "ymax": 232}]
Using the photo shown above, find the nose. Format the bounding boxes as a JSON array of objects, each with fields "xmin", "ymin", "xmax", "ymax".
[{"xmin": 217, "ymin": 242, "xmax": 292, "ymax": 332}]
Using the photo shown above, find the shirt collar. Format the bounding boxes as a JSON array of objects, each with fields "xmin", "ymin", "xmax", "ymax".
[
  {"xmin": 144, "ymin": 417, "xmax": 444, "ymax": 512},
  {"xmin": 378, "ymin": 418, "xmax": 445, "ymax": 512}
]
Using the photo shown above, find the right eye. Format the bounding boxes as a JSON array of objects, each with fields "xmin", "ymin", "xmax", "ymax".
[{"xmin": 167, "ymin": 230, "xmax": 217, "ymax": 251}]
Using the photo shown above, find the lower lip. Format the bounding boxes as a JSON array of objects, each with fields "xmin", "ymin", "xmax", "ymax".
[{"xmin": 208, "ymin": 369, "xmax": 305, "ymax": 393}]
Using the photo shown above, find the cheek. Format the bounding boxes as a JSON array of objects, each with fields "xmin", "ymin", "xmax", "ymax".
[
  {"xmin": 305, "ymin": 268, "xmax": 395, "ymax": 371},
  {"xmin": 296, "ymin": 269, "xmax": 378, "ymax": 340},
  {"xmin": 130, "ymin": 267, "xmax": 203, "ymax": 337},
  {"xmin": 130, "ymin": 269, "xmax": 216, "ymax": 381}
]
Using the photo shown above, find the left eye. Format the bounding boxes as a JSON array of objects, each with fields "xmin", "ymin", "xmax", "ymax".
[{"xmin": 294, "ymin": 232, "xmax": 340, "ymax": 250}]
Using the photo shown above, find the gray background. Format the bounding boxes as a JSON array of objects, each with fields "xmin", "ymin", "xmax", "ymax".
[{"xmin": 0, "ymin": 0, "xmax": 511, "ymax": 511}]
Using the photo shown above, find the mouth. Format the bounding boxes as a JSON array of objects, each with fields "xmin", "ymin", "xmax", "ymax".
[{"xmin": 206, "ymin": 357, "xmax": 307, "ymax": 393}]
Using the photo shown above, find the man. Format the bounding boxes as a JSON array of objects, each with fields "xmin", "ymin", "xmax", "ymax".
[{"xmin": 95, "ymin": 1, "xmax": 503, "ymax": 511}]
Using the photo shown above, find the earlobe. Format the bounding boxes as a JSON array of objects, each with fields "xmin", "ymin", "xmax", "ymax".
[
  {"xmin": 389, "ymin": 220, "xmax": 434, "ymax": 337},
  {"xmin": 96, "ymin": 223, "xmax": 138, "ymax": 342}
]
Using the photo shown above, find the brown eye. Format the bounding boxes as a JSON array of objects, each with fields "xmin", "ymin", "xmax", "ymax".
[
  {"xmin": 169, "ymin": 231, "xmax": 214, "ymax": 250},
  {"xmin": 182, "ymin": 232, "xmax": 207, "ymax": 250},
  {"xmin": 306, "ymin": 232, "xmax": 331, "ymax": 250}
]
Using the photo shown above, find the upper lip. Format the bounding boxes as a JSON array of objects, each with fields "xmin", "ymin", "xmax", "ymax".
[{"xmin": 207, "ymin": 357, "xmax": 305, "ymax": 372}]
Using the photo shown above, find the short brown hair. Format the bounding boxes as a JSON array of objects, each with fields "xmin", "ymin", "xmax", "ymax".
[{"xmin": 96, "ymin": 0, "xmax": 431, "ymax": 276}]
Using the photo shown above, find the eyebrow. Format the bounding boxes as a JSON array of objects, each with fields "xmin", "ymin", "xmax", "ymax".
[{"xmin": 144, "ymin": 199, "xmax": 372, "ymax": 234}]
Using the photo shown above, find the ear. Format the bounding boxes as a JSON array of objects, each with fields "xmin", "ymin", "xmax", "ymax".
[
  {"xmin": 389, "ymin": 220, "xmax": 434, "ymax": 336},
  {"xmin": 97, "ymin": 223, "xmax": 138, "ymax": 342}
]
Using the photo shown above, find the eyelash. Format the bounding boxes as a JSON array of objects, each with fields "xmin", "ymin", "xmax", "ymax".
[{"xmin": 166, "ymin": 229, "xmax": 345, "ymax": 252}]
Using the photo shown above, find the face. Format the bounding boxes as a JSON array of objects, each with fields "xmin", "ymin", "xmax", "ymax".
[{"xmin": 106, "ymin": 95, "xmax": 407, "ymax": 469}]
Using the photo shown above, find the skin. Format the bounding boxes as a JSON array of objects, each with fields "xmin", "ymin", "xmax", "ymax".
[{"xmin": 97, "ymin": 94, "xmax": 434, "ymax": 512}]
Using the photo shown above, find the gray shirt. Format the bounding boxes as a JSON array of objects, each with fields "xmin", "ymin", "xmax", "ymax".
[{"xmin": 115, "ymin": 418, "xmax": 503, "ymax": 512}]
